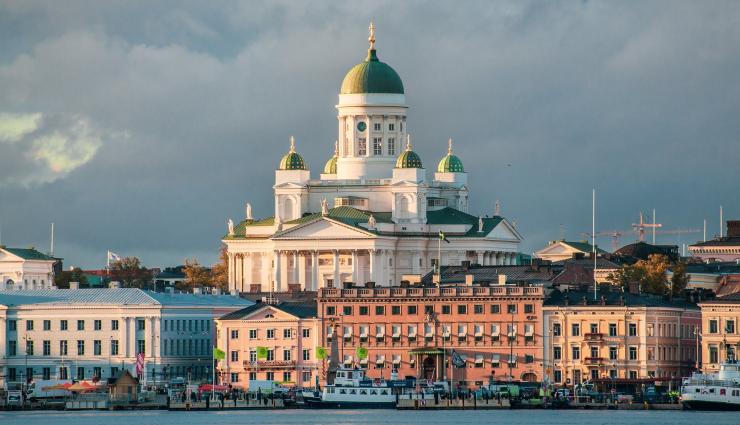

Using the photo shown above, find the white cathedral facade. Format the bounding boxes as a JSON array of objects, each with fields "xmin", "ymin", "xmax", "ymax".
[{"xmin": 223, "ymin": 25, "xmax": 522, "ymax": 293}]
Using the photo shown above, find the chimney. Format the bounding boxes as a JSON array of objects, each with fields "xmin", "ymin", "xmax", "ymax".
[
  {"xmin": 108, "ymin": 281, "xmax": 121, "ymax": 289},
  {"xmin": 193, "ymin": 287, "xmax": 202, "ymax": 295},
  {"xmin": 69, "ymin": 281, "xmax": 79, "ymax": 290},
  {"xmin": 498, "ymin": 274, "xmax": 507, "ymax": 285},
  {"xmin": 465, "ymin": 274, "xmax": 474, "ymax": 286}
]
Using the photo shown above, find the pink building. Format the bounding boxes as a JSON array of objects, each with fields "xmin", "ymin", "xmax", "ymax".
[{"xmin": 215, "ymin": 302, "xmax": 320, "ymax": 389}]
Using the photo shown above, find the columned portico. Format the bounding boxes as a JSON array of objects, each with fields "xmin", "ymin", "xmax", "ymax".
[
  {"xmin": 332, "ymin": 250, "xmax": 340, "ymax": 287},
  {"xmin": 273, "ymin": 250, "xmax": 282, "ymax": 292}
]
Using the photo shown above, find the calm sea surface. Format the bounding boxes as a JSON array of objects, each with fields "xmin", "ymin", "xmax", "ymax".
[{"xmin": 1, "ymin": 409, "xmax": 739, "ymax": 425}]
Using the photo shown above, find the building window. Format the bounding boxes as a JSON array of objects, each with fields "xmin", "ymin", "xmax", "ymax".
[
  {"xmin": 249, "ymin": 372, "xmax": 257, "ymax": 381},
  {"xmin": 387, "ymin": 138, "xmax": 395, "ymax": 155},
  {"xmin": 283, "ymin": 328, "xmax": 292, "ymax": 339},
  {"xmin": 524, "ymin": 304, "xmax": 533, "ymax": 314},
  {"xmin": 26, "ymin": 320, "xmax": 34, "ymax": 331},
  {"xmin": 267, "ymin": 329, "xmax": 275, "ymax": 339},
  {"xmin": 111, "ymin": 320, "xmax": 119, "ymax": 331},
  {"xmin": 8, "ymin": 368, "xmax": 16, "ymax": 381},
  {"xmin": 94, "ymin": 340, "xmax": 102, "ymax": 356},
  {"xmin": 554, "ymin": 369, "xmax": 562, "ymax": 383},
  {"xmin": 283, "ymin": 349, "xmax": 292, "ymax": 361},
  {"xmin": 474, "ymin": 304, "xmax": 484, "ymax": 314},
  {"xmin": 359, "ymin": 306, "xmax": 369, "ymax": 316},
  {"xmin": 43, "ymin": 320, "xmax": 51, "ymax": 331},
  {"xmin": 60, "ymin": 320, "xmax": 68, "ymax": 331},
  {"xmin": 302, "ymin": 328, "xmax": 310, "ymax": 338},
  {"xmin": 391, "ymin": 306, "xmax": 401, "ymax": 315},
  {"xmin": 628, "ymin": 323, "xmax": 637, "ymax": 337},
  {"xmin": 442, "ymin": 305, "xmax": 451, "ymax": 315},
  {"xmin": 507, "ymin": 304, "xmax": 517, "ymax": 314},
  {"xmin": 43, "ymin": 340, "xmax": 51, "ymax": 356},
  {"xmin": 249, "ymin": 329, "xmax": 258, "ymax": 339},
  {"xmin": 231, "ymin": 329, "xmax": 239, "ymax": 339},
  {"xmin": 373, "ymin": 138, "xmax": 382, "ymax": 155},
  {"xmin": 138, "ymin": 319, "xmax": 146, "ymax": 331},
  {"xmin": 629, "ymin": 370, "xmax": 638, "ymax": 379},
  {"xmin": 303, "ymin": 349, "xmax": 311, "ymax": 361},
  {"xmin": 326, "ymin": 306, "xmax": 336, "ymax": 316},
  {"xmin": 407, "ymin": 305, "xmax": 417, "ymax": 315},
  {"xmin": 572, "ymin": 346, "xmax": 580, "ymax": 360},
  {"xmin": 43, "ymin": 367, "xmax": 51, "ymax": 380},
  {"xmin": 111, "ymin": 340, "xmax": 119, "ymax": 356},
  {"xmin": 302, "ymin": 371, "xmax": 311, "ymax": 383},
  {"xmin": 727, "ymin": 320, "xmax": 735, "ymax": 334},
  {"xmin": 525, "ymin": 355, "xmax": 534, "ymax": 364},
  {"xmin": 266, "ymin": 350, "xmax": 275, "ymax": 361},
  {"xmin": 553, "ymin": 346, "xmax": 561, "ymax": 360},
  {"xmin": 77, "ymin": 320, "xmax": 85, "ymax": 331},
  {"xmin": 375, "ymin": 306, "xmax": 385, "ymax": 315},
  {"xmin": 230, "ymin": 372, "xmax": 239, "ymax": 383},
  {"xmin": 373, "ymin": 122, "xmax": 382, "ymax": 131},
  {"xmin": 590, "ymin": 323, "xmax": 599, "ymax": 334},
  {"xmin": 283, "ymin": 372, "xmax": 292, "ymax": 382},
  {"xmin": 628, "ymin": 346, "xmax": 638, "ymax": 361},
  {"xmin": 60, "ymin": 340, "xmax": 68, "ymax": 356},
  {"xmin": 77, "ymin": 340, "xmax": 85, "ymax": 355},
  {"xmin": 389, "ymin": 123, "xmax": 395, "ymax": 131},
  {"xmin": 358, "ymin": 138, "xmax": 367, "ymax": 156},
  {"xmin": 136, "ymin": 340, "xmax": 145, "ymax": 355},
  {"xmin": 8, "ymin": 340, "xmax": 16, "ymax": 356},
  {"xmin": 609, "ymin": 346, "xmax": 618, "ymax": 360},
  {"xmin": 552, "ymin": 323, "xmax": 561, "ymax": 336},
  {"xmin": 709, "ymin": 345, "xmax": 719, "ymax": 363},
  {"xmin": 77, "ymin": 367, "xmax": 85, "ymax": 380},
  {"xmin": 343, "ymin": 306, "xmax": 353, "ymax": 316},
  {"xmin": 609, "ymin": 323, "xmax": 617, "ymax": 337},
  {"xmin": 231, "ymin": 351, "xmax": 239, "ymax": 362},
  {"xmin": 490, "ymin": 304, "xmax": 500, "ymax": 314},
  {"xmin": 457, "ymin": 305, "xmax": 467, "ymax": 314},
  {"xmin": 94, "ymin": 320, "xmax": 102, "ymax": 331},
  {"xmin": 571, "ymin": 324, "xmax": 580, "ymax": 337}
]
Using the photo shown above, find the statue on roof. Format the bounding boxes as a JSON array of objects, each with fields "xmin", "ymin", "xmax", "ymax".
[
  {"xmin": 495, "ymin": 200, "xmax": 501, "ymax": 216},
  {"xmin": 478, "ymin": 216, "xmax": 484, "ymax": 233},
  {"xmin": 368, "ymin": 214, "xmax": 377, "ymax": 229},
  {"xmin": 227, "ymin": 219, "xmax": 234, "ymax": 236},
  {"xmin": 245, "ymin": 203, "xmax": 253, "ymax": 220},
  {"xmin": 321, "ymin": 198, "xmax": 329, "ymax": 216}
]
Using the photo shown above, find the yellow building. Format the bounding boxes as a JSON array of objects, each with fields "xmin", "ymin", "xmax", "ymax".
[
  {"xmin": 698, "ymin": 294, "xmax": 740, "ymax": 373},
  {"xmin": 544, "ymin": 288, "xmax": 700, "ymax": 388}
]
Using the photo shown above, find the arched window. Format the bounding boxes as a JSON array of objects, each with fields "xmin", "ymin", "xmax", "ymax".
[{"xmin": 283, "ymin": 197, "xmax": 295, "ymax": 221}]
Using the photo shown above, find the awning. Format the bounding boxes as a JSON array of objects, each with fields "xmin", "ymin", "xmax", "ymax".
[{"xmin": 409, "ymin": 347, "xmax": 445, "ymax": 355}]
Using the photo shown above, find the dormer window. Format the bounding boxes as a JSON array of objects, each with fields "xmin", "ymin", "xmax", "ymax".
[{"xmin": 373, "ymin": 123, "xmax": 382, "ymax": 131}]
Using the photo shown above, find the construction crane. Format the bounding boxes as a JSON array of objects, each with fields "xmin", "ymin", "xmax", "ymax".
[{"xmin": 632, "ymin": 211, "xmax": 662, "ymax": 243}]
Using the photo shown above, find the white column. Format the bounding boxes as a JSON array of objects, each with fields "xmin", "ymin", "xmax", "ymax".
[
  {"xmin": 381, "ymin": 250, "xmax": 389, "ymax": 285},
  {"xmin": 261, "ymin": 252, "xmax": 271, "ymax": 292},
  {"xmin": 244, "ymin": 253, "xmax": 252, "ymax": 292},
  {"xmin": 351, "ymin": 250, "xmax": 358, "ymax": 283},
  {"xmin": 298, "ymin": 252, "xmax": 307, "ymax": 290},
  {"xmin": 333, "ymin": 250, "xmax": 340, "ymax": 286},
  {"xmin": 292, "ymin": 251, "xmax": 299, "ymax": 286},
  {"xmin": 369, "ymin": 249, "xmax": 376, "ymax": 283},
  {"xmin": 0, "ymin": 318, "xmax": 6, "ymax": 362},
  {"xmin": 124, "ymin": 317, "xmax": 131, "ymax": 357},
  {"xmin": 273, "ymin": 250, "xmax": 282, "ymax": 292},
  {"xmin": 227, "ymin": 253, "xmax": 234, "ymax": 290},
  {"xmin": 311, "ymin": 251, "xmax": 318, "ymax": 290},
  {"xmin": 476, "ymin": 251, "xmax": 484, "ymax": 266}
]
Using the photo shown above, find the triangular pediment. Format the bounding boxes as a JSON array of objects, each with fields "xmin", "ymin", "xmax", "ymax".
[
  {"xmin": 241, "ymin": 305, "xmax": 301, "ymax": 321},
  {"xmin": 536, "ymin": 242, "xmax": 583, "ymax": 258},
  {"xmin": 486, "ymin": 219, "xmax": 523, "ymax": 241},
  {"xmin": 0, "ymin": 249, "xmax": 24, "ymax": 262},
  {"xmin": 273, "ymin": 218, "xmax": 376, "ymax": 240}
]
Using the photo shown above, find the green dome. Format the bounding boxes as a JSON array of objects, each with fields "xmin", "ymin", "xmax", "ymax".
[
  {"xmin": 396, "ymin": 149, "xmax": 423, "ymax": 169},
  {"xmin": 437, "ymin": 139, "xmax": 464, "ymax": 172},
  {"xmin": 323, "ymin": 156, "xmax": 337, "ymax": 174},
  {"xmin": 437, "ymin": 154, "xmax": 464, "ymax": 173},
  {"xmin": 340, "ymin": 49, "xmax": 404, "ymax": 95},
  {"xmin": 278, "ymin": 137, "xmax": 307, "ymax": 170}
]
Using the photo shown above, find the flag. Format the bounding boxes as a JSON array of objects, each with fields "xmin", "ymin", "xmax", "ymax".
[
  {"xmin": 136, "ymin": 352, "xmax": 145, "ymax": 376},
  {"xmin": 316, "ymin": 346, "xmax": 327, "ymax": 360},
  {"xmin": 213, "ymin": 347, "xmax": 226, "ymax": 360},
  {"xmin": 439, "ymin": 231, "xmax": 450, "ymax": 243},
  {"xmin": 256, "ymin": 346, "xmax": 268, "ymax": 360},
  {"xmin": 450, "ymin": 349, "xmax": 466, "ymax": 368},
  {"xmin": 107, "ymin": 251, "xmax": 122, "ymax": 262},
  {"xmin": 356, "ymin": 347, "xmax": 368, "ymax": 360}
]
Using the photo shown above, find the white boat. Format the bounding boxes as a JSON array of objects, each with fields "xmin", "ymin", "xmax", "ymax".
[
  {"xmin": 302, "ymin": 367, "xmax": 435, "ymax": 409},
  {"xmin": 681, "ymin": 360, "xmax": 740, "ymax": 410}
]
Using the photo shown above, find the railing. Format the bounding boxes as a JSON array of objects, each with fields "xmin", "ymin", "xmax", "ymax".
[
  {"xmin": 584, "ymin": 333, "xmax": 604, "ymax": 341},
  {"xmin": 318, "ymin": 285, "xmax": 544, "ymax": 299},
  {"xmin": 584, "ymin": 357, "xmax": 604, "ymax": 365}
]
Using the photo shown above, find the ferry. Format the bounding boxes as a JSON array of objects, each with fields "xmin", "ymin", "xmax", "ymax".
[
  {"xmin": 301, "ymin": 367, "xmax": 436, "ymax": 408},
  {"xmin": 681, "ymin": 360, "xmax": 740, "ymax": 410}
]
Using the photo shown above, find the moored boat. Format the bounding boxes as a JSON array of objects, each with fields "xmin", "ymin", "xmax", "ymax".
[{"xmin": 681, "ymin": 360, "xmax": 740, "ymax": 410}]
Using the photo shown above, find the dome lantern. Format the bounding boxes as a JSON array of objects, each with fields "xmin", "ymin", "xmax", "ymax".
[
  {"xmin": 395, "ymin": 134, "xmax": 423, "ymax": 169},
  {"xmin": 437, "ymin": 138, "xmax": 465, "ymax": 173},
  {"xmin": 278, "ymin": 136, "xmax": 307, "ymax": 170}
]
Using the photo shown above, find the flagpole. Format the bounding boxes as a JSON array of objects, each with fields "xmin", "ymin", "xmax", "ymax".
[{"xmin": 212, "ymin": 346, "xmax": 216, "ymax": 402}]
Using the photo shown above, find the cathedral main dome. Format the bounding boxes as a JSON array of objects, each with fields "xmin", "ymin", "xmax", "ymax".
[{"xmin": 340, "ymin": 23, "xmax": 404, "ymax": 95}]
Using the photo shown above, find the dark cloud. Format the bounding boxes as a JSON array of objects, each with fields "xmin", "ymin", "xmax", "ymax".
[{"xmin": 0, "ymin": 0, "xmax": 738, "ymax": 268}]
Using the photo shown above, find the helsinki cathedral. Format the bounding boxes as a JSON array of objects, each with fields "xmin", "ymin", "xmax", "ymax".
[{"xmin": 223, "ymin": 24, "xmax": 522, "ymax": 293}]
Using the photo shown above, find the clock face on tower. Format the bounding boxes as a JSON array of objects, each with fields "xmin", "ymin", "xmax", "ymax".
[{"xmin": 357, "ymin": 121, "xmax": 367, "ymax": 132}]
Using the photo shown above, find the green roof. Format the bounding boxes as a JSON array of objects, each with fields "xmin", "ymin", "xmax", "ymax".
[
  {"xmin": 2, "ymin": 247, "xmax": 55, "ymax": 261},
  {"xmin": 286, "ymin": 206, "xmax": 393, "ymax": 229},
  {"xmin": 437, "ymin": 154, "xmax": 464, "ymax": 173},
  {"xmin": 562, "ymin": 240, "xmax": 607, "ymax": 254},
  {"xmin": 396, "ymin": 149, "xmax": 423, "ymax": 169},
  {"xmin": 278, "ymin": 152, "xmax": 306, "ymax": 170},
  {"xmin": 323, "ymin": 155, "xmax": 338, "ymax": 174},
  {"xmin": 340, "ymin": 49, "xmax": 404, "ymax": 95},
  {"xmin": 426, "ymin": 207, "xmax": 503, "ymax": 236}
]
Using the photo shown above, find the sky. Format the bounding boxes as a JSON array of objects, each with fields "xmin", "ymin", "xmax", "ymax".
[{"xmin": 0, "ymin": 0, "xmax": 738, "ymax": 269}]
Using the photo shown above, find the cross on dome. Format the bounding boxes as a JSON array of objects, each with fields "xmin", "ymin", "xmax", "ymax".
[
  {"xmin": 448, "ymin": 138, "xmax": 454, "ymax": 155},
  {"xmin": 289, "ymin": 135, "xmax": 296, "ymax": 153},
  {"xmin": 406, "ymin": 134, "xmax": 412, "ymax": 150},
  {"xmin": 369, "ymin": 22, "xmax": 376, "ymax": 49}
]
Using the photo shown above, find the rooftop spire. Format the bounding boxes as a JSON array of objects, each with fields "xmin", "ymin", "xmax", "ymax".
[
  {"xmin": 448, "ymin": 138, "xmax": 453, "ymax": 155},
  {"xmin": 289, "ymin": 135, "xmax": 296, "ymax": 153},
  {"xmin": 368, "ymin": 21, "xmax": 376, "ymax": 50},
  {"xmin": 406, "ymin": 134, "xmax": 412, "ymax": 151}
]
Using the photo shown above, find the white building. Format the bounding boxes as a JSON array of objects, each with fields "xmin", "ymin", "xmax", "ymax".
[
  {"xmin": 223, "ymin": 24, "xmax": 522, "ymax": 293},
  {"xmin": 535, "ymin": 240, "xmax": 606, "ymax": 263},
  {"xmin": 0, "ymin": 288, "xmax": 252, "ymax": 387},
  {"xmin": 0, "ymin": 247, "xmax": 56, "ymax": 291}
]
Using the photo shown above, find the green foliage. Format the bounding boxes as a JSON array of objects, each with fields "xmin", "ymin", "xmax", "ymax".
[
  {"xmin": 606, "ymin": 254, "xmax": 672, "ymax": 296},
  {"xmin": 109, "ymin": 257, "xmax": 153, "ymax": 289},
  {"xmin": 54, "ymin": 267, "xmax": 89, "ymax": 288}
]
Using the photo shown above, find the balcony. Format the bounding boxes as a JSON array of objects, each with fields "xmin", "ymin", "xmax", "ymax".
[
  {"xmin": 584, "ymin": 333, "xmax": 604, "ymax": 342},
  {"xmin": 584, "ymin": 357, "xmax": 604, "ymax": 365},
  {"xmin": 242, "ymin": 360, "xmax": 296, "ymax": 370}
]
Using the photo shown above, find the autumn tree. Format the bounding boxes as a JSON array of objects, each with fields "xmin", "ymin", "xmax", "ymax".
[
  {"xmin": 109, "ymin": 257, "xmax": 153, "ymax": 289},
  {"xmin": 182, "ymin": 259, "xmax": 211, "ymax": 289},
  {"xmin": 209, "ymin": 245, "xmax": 229, "ymax": 291},
  {"xmin": 54, "ymin": 267, "xmax": 89, "ymax": 288},
  {"xmin": 607, "ymin": 254, "xmax": 671, "ymax": 296},
  {"xmin": 670, "ymin": 261, "xmax": 689, "ymax": 297}
]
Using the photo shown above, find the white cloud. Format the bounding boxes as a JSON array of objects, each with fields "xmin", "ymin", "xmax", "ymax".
[{"xmin": 0, "ymin": 112, "xmax": 42, "ymax": 143}]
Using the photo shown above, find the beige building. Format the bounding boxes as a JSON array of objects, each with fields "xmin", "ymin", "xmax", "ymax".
[
  {"xmin": 215, "ymin": 302, "xmax": 320, "ymax": 389},
  {"xmin": 543, "ymin": 288, "xmax": 700, "ymax": 387},
  {"xmin": 698, "ymin": 294, "xmax": 740, "ymax": 373}
]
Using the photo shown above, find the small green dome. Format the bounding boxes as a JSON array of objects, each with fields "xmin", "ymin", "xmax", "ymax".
[
  {"xmin": 437, "ymin": 139, "xmax": 464, "ymax": 172},
  {"xmin": 396, "ymin": 139, "xmax": 423, "ymax": 169},
  {"xmin": 278, "ymin": 136, "xmax": 307, "ymax": 170},
  {"xmin": 323, "ymin": 155, "xmax": 337, "ymax": 174},
  {"xmin": 340, "ymin": 48, "xmax": 404, "ymax": 95}
]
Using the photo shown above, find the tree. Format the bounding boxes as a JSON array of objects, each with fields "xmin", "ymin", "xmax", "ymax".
[
  {"xmin": 109, "ymin": 257, "xmax": 153, "ymax": 289},
  {"xmin": 54, "ymin": 268, "xmax": 89, "ymax": 289},
  {"xmin": 606, "ymin": 254, "xmax": 671, "ymax": 296},
  {"xmin": 670, "ymin": 261, "xmax": 689, "ymax": 297},
  {"xmin": 182, "ymin": 259, "xmax": 211, "ymax": 289},
  {"xmin": 210, "ymin": 245, "xmax": 229, "ymax": 291}
]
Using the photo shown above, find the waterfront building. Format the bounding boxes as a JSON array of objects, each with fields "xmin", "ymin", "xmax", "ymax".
[
  {"xmin": 215, "ymin": 301, "xmax": 320, "ymax": 389},
  {"xmin": 0, "ymin": 288, "xmax": 251, "ymax": 387},
  {"xmin": 0, "ymin": 247, "xmax": 57, "ymax": 291},
  {"xmin": 543, "ymin": 288, "xmax": 700, "ymax": 388},
  {"xmin": 222, "ymin": 24, "xmax": 522, "ymax": 294},
  {"xmin": 317, "ymin": 282, "xmax": 545, "ymax": 387},
  {"xmin": 689, "ymin": 220, "xmax": 740, "ymax": 262},
  {"xmin": 535, "ymin": 240, "xmax": 606, "ymax": 263},
  {"xmin": 697, "ymin": 293, "xmax": 740, "ymax": 373}
]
